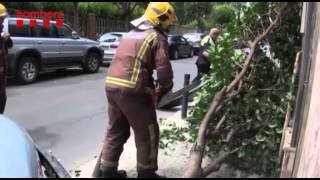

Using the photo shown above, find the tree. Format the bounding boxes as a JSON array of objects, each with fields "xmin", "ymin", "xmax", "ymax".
[
  {"xmin": 186, "ymin": 2, "xmax": 213, "ymax": 32},
  {"xmin": 160, "ymin": 2, "xmax": 302, "ymax": 178},
  {"xmin": 210, "ymin": 4, "xmax": 236, "ymax": 28},
  {"xmin": 73, "ymin": 2, "xmax": 79, "ymax": 32},
  {"xmin": 112, "ymin": 2, "xmax": 147, "ymax": 31},
  {"xmin": 172, "ymin": 2, "xmax": 213, "ymax": 32},
  {"xmin": 3, "ymin": 2, "xmax": 40, "ymax": 14}
]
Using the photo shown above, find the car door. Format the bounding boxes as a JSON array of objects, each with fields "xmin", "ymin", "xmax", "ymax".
[
  {"xmin": 33, "ymin": 21, "xmax": 61, "ymax": 66},
  {"xmin": 175, "ymin": 36, "xmax": 184, "ymax": 56},
  {"xmin": 179, "ymin": 36, "xmax": 189, "ymax": 57},
  {"xmin": 57, "ymin": 25, "xmax": 83, "ymax": 63}
]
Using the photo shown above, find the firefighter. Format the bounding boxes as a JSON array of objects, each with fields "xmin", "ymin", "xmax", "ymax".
[
  {"xmin": 100, "ymin": 2, "xmax": 176, "ymax": 178},
  {"xmin": 0, "ymin": 4, "xmax": 12, "ymax": 114},
  {"xmin": 193, "ymin": 28, "xmax": 220, "ymax": 82}
]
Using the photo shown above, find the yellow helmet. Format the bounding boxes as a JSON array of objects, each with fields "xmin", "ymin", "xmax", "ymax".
[
  {"xmin": 143, "ymin": 2, "xmax": 177, "ymax": 30},
  {"xmin": 0, "ymin": 3, "xmax": 8, "ymax": 17}
]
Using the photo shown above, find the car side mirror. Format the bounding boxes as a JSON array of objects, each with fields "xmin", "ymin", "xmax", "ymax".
[{"xmin": 72, "ymin": 31, "xmax": 80, "ymax": 39}]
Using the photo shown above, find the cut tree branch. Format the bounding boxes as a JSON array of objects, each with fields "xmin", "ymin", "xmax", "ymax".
[
  {"xmin": 206, "ymin": 116, "xmax": 227, "ymax": 138},
  {"xmin": 203, "ymin": 124, "xmax": 267, "ymax": 177},
  {"xmin": 183, "ymin": 86, "xmax": 227, "ymax": 178},
  {"xmin": 227, "ymin": 11, "xmax": 281, "ymax": 93},
  {"xmin": 202, "ymin": 151, "xmax": 233, "ymax": 177},
  {"xmin": 225, "ymin": 127, "xmax": 241, "ymax": 143},
  {"xmin": 183, "ymin": 10, "xmax": 282, "ymax": 178},
  {"xmin": 215, "ymin": 115, "xmax": 226, "ymax": 131}
]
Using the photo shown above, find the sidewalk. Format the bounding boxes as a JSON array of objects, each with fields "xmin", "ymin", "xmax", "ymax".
[{"xmin": 71, "ymin": 109, "xmax": 260, "ymax": 178}]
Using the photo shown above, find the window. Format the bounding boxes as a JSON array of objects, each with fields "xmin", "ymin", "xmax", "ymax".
[
  {"xmin": 99, "ymin": 34, "xmax": 120, "ymax": 43},
  {"xmin": 111, "ymin": 33, "xmax": 123, "ymax": 40},
  {"xmin": 9, "ymin": 20, "xmax": 30, "ymax": 37},
  {"xmin": 183, "ymin": 33, "xmax": 202, "ymax": 42},
  {"xmin": 170, "ymin": 36, "xmax": 179, "ymax": 43},
  {"xmin": 181, "ymin": 37, "xmax": 188, "ymax": 43},
  {"xmin": 31, "ymin": 22, "xmax": 58, "ymax": 38},
  {"xmin": 176, "ymin": 36, "xmax": 186, "ymax": 43},
  {"xmin": 57, "ymin": 25, "xmax": 73, "ymax": 38}
]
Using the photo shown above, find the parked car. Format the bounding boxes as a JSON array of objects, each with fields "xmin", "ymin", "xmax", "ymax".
[
  {"xmin": 237, "ymin": 41, "xmax": 272, "ymax": 57},
  {"xmin": 183, "ymin": 33, "xmax": 206, "ymax": 55},
  {"xmin": 3, "ymin": 17, "xmax": 104, "ymax": 84},
  {"xmin": 0, "ymin": 115, "xmax": 70, "ymax": 178},
  {"xmin": 168, "ymin": 34, "xmax": 194, "ymax": 60},
  {"xmin": 98, "ymin": 32, "xmax": 126, "ymax": 63}
]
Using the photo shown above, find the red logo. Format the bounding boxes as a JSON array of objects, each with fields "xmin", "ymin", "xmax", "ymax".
[
  {"xmin": 29, "ymin": 19, "xmax": 37, "ymax": 27},
  {"xmin": 15, "ymin": 10, "xmax": 64, "ymax": 27},
  {"xmin": 43, "ymin": 19, "xmax": 50, "ymax": 27},
  {"xmin": 16, "ymin": 19, "xmax": 24, "ymax": 27}
]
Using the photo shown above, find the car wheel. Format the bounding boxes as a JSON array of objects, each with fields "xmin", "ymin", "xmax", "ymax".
[
  {"xmin": 173, "ymin": 49, "xmax": 179, "ymax": 60},
  {"xmin": 84, "ymin": 52, "xmax": 101, "ymax": 73},
  {"xmin": 16, "ymin": 56, "xmax": 39, "ymax": 84},
  {"xmin": 189, "ymin": 49, "xmax": 194, "ymax": 57}
]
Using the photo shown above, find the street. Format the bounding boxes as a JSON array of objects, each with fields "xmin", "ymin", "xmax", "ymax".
[{"xmin": 4, "ymin": 56, "xmax": 197, "ymax": 171}]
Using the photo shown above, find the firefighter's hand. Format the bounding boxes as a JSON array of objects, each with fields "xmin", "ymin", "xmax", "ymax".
[
  {"xmin": 146, "ymin": 88, "xmax": 158, "ymax": 104},
  {"xmin": 202, "ymin": 51, "xmax": 209, "ymax": 58},
  {"xmin": 1, "ymin": 32, "xmax": 10, "ymax": 41},
  {"xmin": 154, "ymin": 87, "xmax": 162, "ymax": 103}
]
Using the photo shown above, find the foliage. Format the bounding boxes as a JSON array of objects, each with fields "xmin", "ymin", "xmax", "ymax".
[
  {"xmin": 173, "ymin": 2, "xmax": 213, "ymax": 32},
  {"xmin": 210, "ymin": 4, "xmax": 236, "ymax": 28},
  {"xmin": 160, "ymin": 2, "xmax": 301, "ymax": 177},
  {"xmin": 79, "ymin": 2, "xmax": 121, "ymax": 18}
]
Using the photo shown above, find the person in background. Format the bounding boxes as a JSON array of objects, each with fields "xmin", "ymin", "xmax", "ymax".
[
  {"xmin": 0, "ymin": 3, "xmax": 12, "ymax": 114},
  {"xmin": 193, "ymin": 28, "xmax": 220, "ymax": 82}
]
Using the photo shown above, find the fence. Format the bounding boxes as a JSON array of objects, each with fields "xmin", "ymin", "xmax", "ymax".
[
  {"xmin": 96, "ymin": 17, "xmax": 127, "ymax": 37},
  {"xmin": 64, "ymin": 15, "xmax": 88, "ymax": 37},
  {"xmin": 65, "ymin": 14, "xmax": 128, "ymax": 39},
  {"xmin": 65, "ymin": 14, "xmax": 197, "ymax": 40}
]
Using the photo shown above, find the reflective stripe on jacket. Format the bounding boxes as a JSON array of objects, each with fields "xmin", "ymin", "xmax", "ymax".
[
  {"xmin": 200, "ymin": 35, "xmax": 214, "ymax": 47},
  {"xmin": 106, "ymin": 28, "xmax": 173, "ymax": 95}
]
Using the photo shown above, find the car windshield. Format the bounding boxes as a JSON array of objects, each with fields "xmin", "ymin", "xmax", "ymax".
[
  {"xmin": 168, "ymin": 36, "xmax": 179, "ymax": 43},
  {"xmin": 99, "ymin": 33, "xmax": 123, "ymax": 43},
  {"xmin": 183, "ymin": 34, "xmax": 201, "ymax": 41}
]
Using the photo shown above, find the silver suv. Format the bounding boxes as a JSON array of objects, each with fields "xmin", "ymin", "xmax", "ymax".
[{"xmin": 3, "ymin": 17, "xmax": 104, "ymax": 84}]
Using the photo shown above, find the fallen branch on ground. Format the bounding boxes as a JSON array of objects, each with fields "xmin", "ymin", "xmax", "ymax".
[{"xmin": 183, "ymin": 10, "xmax": 282, "ymax": 178}]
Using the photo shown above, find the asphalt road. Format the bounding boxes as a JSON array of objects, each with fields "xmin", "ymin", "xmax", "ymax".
[{"xmin": 4, "ymin": 56, "xmax": 197, "ymax": 171}]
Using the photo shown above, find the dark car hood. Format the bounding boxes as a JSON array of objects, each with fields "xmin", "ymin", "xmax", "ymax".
[{"xmin": 0, "ymin": 115, "xmax": 40, "ymax": 178}]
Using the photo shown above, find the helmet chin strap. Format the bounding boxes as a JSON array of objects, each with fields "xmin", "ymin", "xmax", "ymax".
[{"xmin": 154, "ymin": 25, "xmax": 169, "ymax": 36}]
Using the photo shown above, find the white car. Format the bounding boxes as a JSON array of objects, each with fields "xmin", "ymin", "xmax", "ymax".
[{"xmin": 98, "ymin": 32, "xmax": 126, "ymax": 63}]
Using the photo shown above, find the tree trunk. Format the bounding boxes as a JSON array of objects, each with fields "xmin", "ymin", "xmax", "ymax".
[
  {"xmin": 124, "ymin": 13, "xmax": 130, "ymax": 31},
  {"xmin": 73, "ymin": 2, "xmax": 79, "ymax": 32},
  {"xmin": 197, "ymin": 2, "xmax": 201, "ymax": 32}
]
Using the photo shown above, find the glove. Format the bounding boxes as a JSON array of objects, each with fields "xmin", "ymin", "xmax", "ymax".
[
  {"xmin": 154, "ymin": 87, "xmax": 162, "ymax": 103},
  {"xmin": 146, "ymin": 87, "xmax": 158, "ymax": 105},
  {"xmin": 1, "ymin": 32, "xmax": 10, "ymax": 41}
]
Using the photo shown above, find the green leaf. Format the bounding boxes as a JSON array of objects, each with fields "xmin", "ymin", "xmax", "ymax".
[
  {"xmin": 268, "ymin": 123, "xmax": 278, "ymax": 129},
  {"xmin": 276, "ymin": 128, "xmax": 283, "ymax": 134},
  {"xmin": 256, "ymin": 134, "xmax": 266, "ymax": 142},
  {"xmin": 238, "ymin": 149, "xmax": 245, "ymax": 158}
]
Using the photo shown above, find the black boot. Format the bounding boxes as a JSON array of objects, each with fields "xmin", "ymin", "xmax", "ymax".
[
  {"xmin": 137, "ymin": 170, "xmax": 166, "ymax": 178},
  {"xmin": 100, "ymin": 168, "xmax": 127, "ymax": 178}
]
